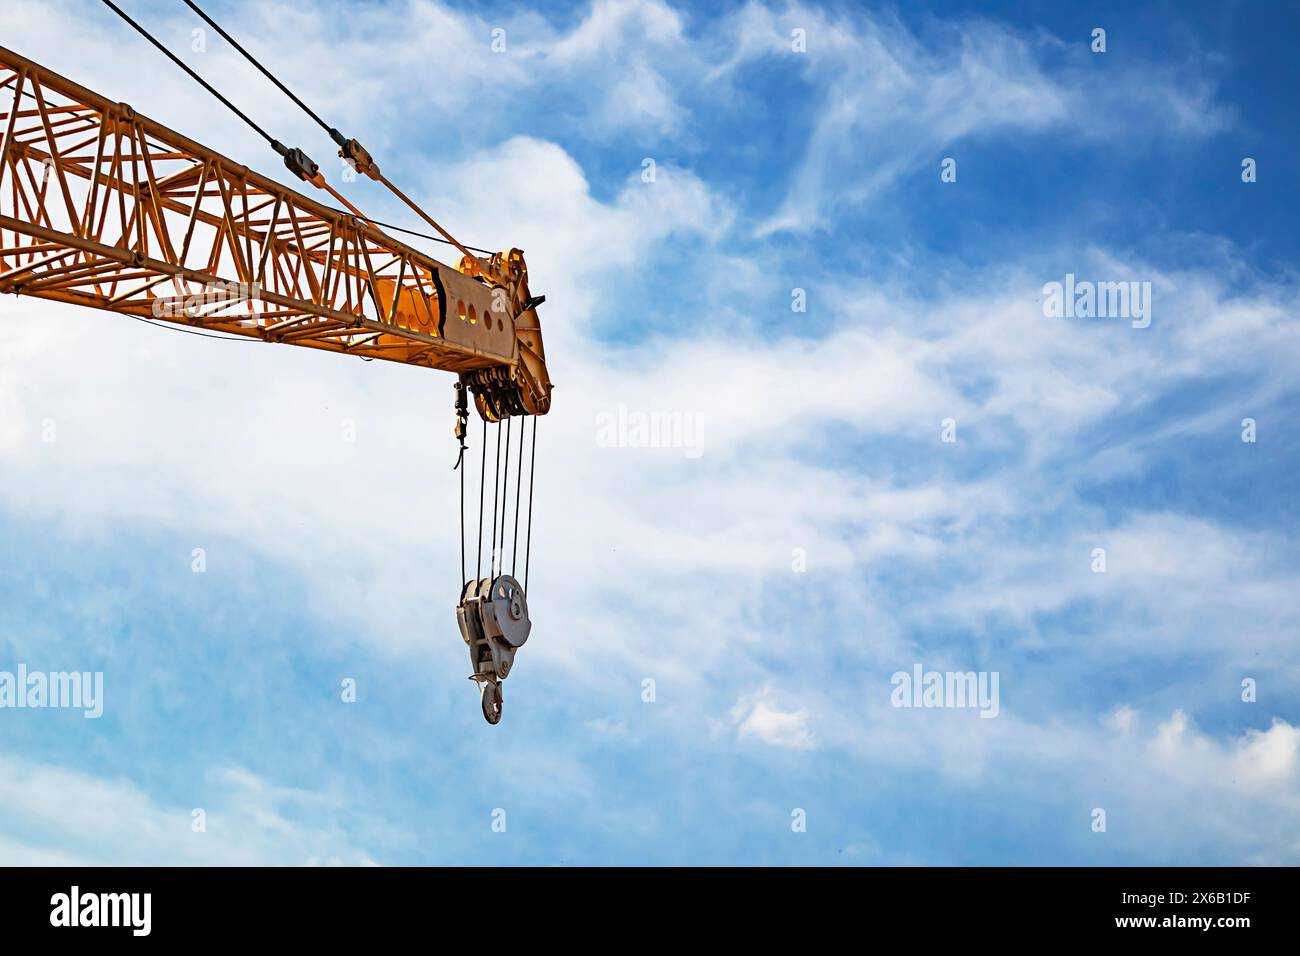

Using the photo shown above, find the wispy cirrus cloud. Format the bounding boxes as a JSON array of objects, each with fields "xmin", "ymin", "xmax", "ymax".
[{"xmin": 0, "ymin": 0, "xmax": 1294, "ymax": 867}]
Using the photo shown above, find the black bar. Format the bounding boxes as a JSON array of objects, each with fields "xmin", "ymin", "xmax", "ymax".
[{"xmin": 0, "ymin": 866, "xmax": 1289, "ymax": 942}]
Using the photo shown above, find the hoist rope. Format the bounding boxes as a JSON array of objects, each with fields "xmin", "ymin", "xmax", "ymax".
[
  {"xmin": 489, "ymin": 420, "xmax": 502, "ymax": 580},
  {"xmin": 499, "ymin": 417, "xmax": 512, "ymax": 575},
  {"xmin": 524, "ymin": 417, "xmax": 537, "ymax": 592},
  {"xmin": 511, "ymin": 416, "xmax": 525, "ymax": 578},
  {"xmin": 459, "ymin": 412, "xmax": 536, "ymax": 591},
  {"xmin": 458, "ymin": 431, "xmax": 465, "ymax": 587},
  {"xmin": 60, "ymin": 8, "xmax": 550, "ymax": 616},
  {"xmin": 473, "ymin": 416, "xmax": 487, "ymax": 586}
]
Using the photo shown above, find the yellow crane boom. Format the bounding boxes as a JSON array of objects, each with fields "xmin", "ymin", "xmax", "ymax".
[
  {"xmin": 2, "ymin": 33, "xmax": 550, "ymax": 724},
  {"xmin": 0, "ymin": 45, "xmax": 552, "ymax": 421}
]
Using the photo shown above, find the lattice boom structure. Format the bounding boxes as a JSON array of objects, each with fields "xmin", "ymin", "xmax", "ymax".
[{"xmin": 0, "ymin": 46, "xmax": 552, "ymax": 418}]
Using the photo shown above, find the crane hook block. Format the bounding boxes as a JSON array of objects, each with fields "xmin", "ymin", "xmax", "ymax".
[{"xmin": 456, "ymin": 575, "xmax": 531, "ymax": 724}]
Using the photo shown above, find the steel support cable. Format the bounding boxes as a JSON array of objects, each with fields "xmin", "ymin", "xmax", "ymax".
[
  {"xmin": 511, "ymin": 416, "xmax": 525, "ymax": 577},
  {"xmin": 51, "ymin": 7, "xmax": 390, "ymax": 346},
  {"xmin": 354, "ymin": 218, "xmax": 493, "ymax": 257},
  {"xmin": 489, "ymin": 420, "xmax": 502, "ymax": 579},
  {"xmin": 95, "ymin": 3, "xmax": 324, "ymax": 185},
  {"xmin": 524, "ymin": 416, "xmax": 537, "ymax": 592},
  {"xmin": 0, "ymin": 70, "xmax": 488, "ymax": 254},
  {"xmin": 97, "ymin": 0, "xmax": 431, "ymax": 250},
  {"xmin": 93, "ymin": 0, "xmax": 505, "ymax": 365},
  {"xmin": 182, "ymin": 0, "xmax": 333, "ymax": 138},
  {"xmin": 126, "ymin": 315, "xmax": 261, "ymax": 342},
  {"xmin": 96, "ymin": 2, "xmax": 540, "ymax": 598},
  {"xmin": 181, "ymin": 0, "xmax": 487, "ymax": 264},
  {"xmin": 372, "ymin": 174, "xmax": 480, "ymax": 274},
  {"xmin": 98, "ymin": 0, "xmax": 279, "ymax": 148},
  {"xmin": 458, "ymin": 431, "xmax": 465, "ymax": 587},
  {"xmin": 499, "ymin": 417, "xmax": 512, "ymax": 576},
  {"xmin": 475, "ymin": 416, "xmax": 487, "ymax": 584}
]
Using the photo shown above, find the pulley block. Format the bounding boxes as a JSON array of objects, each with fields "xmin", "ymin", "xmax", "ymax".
[{"xmin": 456, "ymin": 574, "xmax": 531, "ymax": 724}]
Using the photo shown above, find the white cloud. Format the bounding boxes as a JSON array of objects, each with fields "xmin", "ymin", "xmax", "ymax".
[
  {"xmin": 0, "ymin": 0, "xmax": 1295, "ymax": 866},
  {"xmin": 731, "ymin": 687, "xmax": 815, "ymax": 749},
  {"xmin": 550, "ymin": 0, "xmax": 685, "ymax": 62},
  {"xmin": 1148, "ymin": 710, "xmax": 1300, "ymax": 796},
  {"xmin": 424, "ymin": 135, "xmax": 730, "ymax": 338},
  {"xmin": 1106, "ymin": 706, "xmax": 1139, "ymax": 734},
  {"xmin": 0, "ymin": 756, "xmax": 376, "ymax": 865},
  {"xmin": 1234, "ymin": 720, "xmax": 1300, "ymax": 784},
  {"xmin": 733, "ymin": 6, "xmax": 1230, "ymax": 234}
]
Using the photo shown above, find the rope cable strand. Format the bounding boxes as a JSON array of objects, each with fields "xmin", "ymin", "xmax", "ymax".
[
  {"xmin": 357, "ymin": 219, "xmax": 494, "ymax": 256},
  {"xmin": 499, "ymin": 417, "xmax": 512, "ymax": 576},
  {"xmin": 95, "ymin": 1, "xmax": 544, "ymax": 605},
  {"xmin": 183, "ymin": 0, "xmax": 335, "ymax": 138},
  {"xmin": 459, "ymin": 433, "xmax": 466, "ymax": 587},
  {"xmin": 127, "ymin": 314, "xmax": 259, "ymax": 342},
  {"xmin": 98, "ymin": 0, "xmax": 278, "ymax": 148},
  {"xmin": 3, "ymin": 66, "xmax": 489, "ymax": 253},
  {"xmin": 511, "ymin": 416, "xmax": 525, "ymax": 577},
  {"xmin": 524, "ymin": 416, "xmax": 537, "ymax": 593},
  {"xmin": 101, "ymin": 0, "xmax": 493, "ymax": 253},
  {"xmin": 489, "ymin": 421, "xmax": 502, "ymax": 579},
  {"xmin": 476, "ymin": 416, "xmax": 487, "ymax": 584},
  {"xmin": 178, "ymin": 0, "xmax": 487, "ymax": 261}
]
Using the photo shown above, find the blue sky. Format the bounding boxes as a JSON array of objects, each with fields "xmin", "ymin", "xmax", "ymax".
[{"xmin": 1, "ymin": 0, "xmax": 1298, "ymax": 864}]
